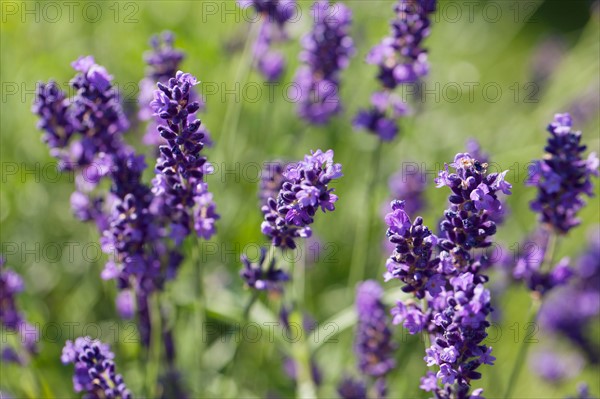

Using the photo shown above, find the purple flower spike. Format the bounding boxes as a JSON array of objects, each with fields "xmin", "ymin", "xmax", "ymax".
[
  {"xmin": 353, "ymin": 91, "xmax": 409, "ymax": 141},
  {"xmin": 354, "ymin": 280, "xmax": 396, "ymax": 396},
  {"xmin": 436, "ymin": 153, "xmax": 510, "ymax": 259},
  {"xmin": 62, "ymin": 337, "xmax": 132, "ymax": 399},
  {"xmin": 386, "ymin": 163, "xmax": 427, "ymax": 216},
  {"xmin": 354, "ymin": 0, "xmax": 436, "ymax": 140},
  {"xmin": 528, "ymin": 113, "xmax": 598, "ymax": 234},
  {"xmin": 384, "ymin": 152, "xmax": 511, "ymax": 398},
  {"xmin": 139, "ymin": 32, "xmax": 211, "ymax": 148},
  {"xmin": 34, "ymin": 56, "xmax": 128, "ymax": 171},
  {"xmin": 367, "ymin": 0, "xmax": 435, "ymax": 89},
  {"xmin": 261, "ymin": 149, "xmax": 342, "ymax": 249},
  {"xmin": 34, "ymin": 57, "xmax": 187, "ymax": 349},
  {"xmin": 1, "ymin": 256, "xmax": 38, "ymax": 357},
  {"xmin": 295, "ymin": 1, "xmax": 354, "ymax": 124},
  {"xmin": 384, "ymin": 200, "xmax": 440, "ymax": 299},
  {"xmin": 151, "ymin": 70, "xmax": 219, "ymax": 241}
]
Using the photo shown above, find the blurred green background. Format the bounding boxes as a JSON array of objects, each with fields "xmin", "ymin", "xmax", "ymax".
[{"xmin": 1, "ymin": 0, "xmax": 599, "ymax": 397}]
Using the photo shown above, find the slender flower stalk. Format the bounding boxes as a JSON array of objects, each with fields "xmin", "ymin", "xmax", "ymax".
[
  {"xmin": 295, "ymin": 0, "xmax": 354, "ymax": 124},
  {"xmin": 354, "ymin": 0, "xmax": 437, "ymax": 141},
  {"xmin": 62, "ymin": 337, "xmax": 132, "ymax": 399}
]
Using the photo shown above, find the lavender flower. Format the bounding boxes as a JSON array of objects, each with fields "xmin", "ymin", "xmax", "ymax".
[
  {"xmin": 34, "ymin": 56, "xmax": 130, "ymax": 224},
  {"xmin": 295, "ymin": 1, "xmax": 354, "ymax": 124},
  {"xmin": 144, "ymin": 31, "xmax": 185, "ymax": 82},
  {"xmin": 32, "ymin": 81, "xmax": 74, "ymax": 154},
  {"xmin": 151, "ymin": 71, "xmax": 219, "ymax": 240},
  {"xmin": 435, "ymin": 153, "xmax": 511, "ymax": 258},
  {"xmin": 33, "ymin": 58, "xmax": 129, "ymax": 224},
  {"xmin": 464, "ymin": 139, "xmax": 510, "ymax": 225},
  {"xmin": 354, "ymin": 0, "xmax": 436, "ymax": 140},
  {"xmin": 61, "ymin": 337, "xmax": 132, "ymax": 399},
  {"xmin": 465, "ymin": 139, "xmax": 489, "ymax": 165},
  {"xmin": 384, "ymin": 200, "xmax": 440, "ymax": 299},
  {"xmin": 353, "ymin": 91, "xmax": 409, "ymax": 141},
  {"xmin": 240, "ymin": 247, "xmax": 289, "ymax": 291},
  {"xmin": 511, "ymin": 227, "xmax": 573, "ymax": 295},
  {"xmin": 139, "ymin": 32, "xmax": 211, "ymax": 147},
  {"xmin": 0, "ymin": 257, "xmax": 38, "ymax": 356},
  {"xmin": 566, "ymin": 384, "xmax": 598, "ymax": 399},
  {"xmin": 530, "ymin": 349, "xmax": 584, "ymax": 382},
  {"xmin": 385, "ymin": 153, "xmax": 510, "ymax": 398},
  {"xmin": 238, "ymin": 0, "xmax": 296, "ymax": 81},
  {"xmin": 34, "ymin": 57, "xmax": 183, "ymax": 348},
  {"xmin": 528, "ymin": 113, "xmax": 598, "ymax": 234},
  {"xmin": 337, "ymin": 377, "xmax": 367, "ymax": 399},
  {"xmin": 368, "ymin": 0, "xmax": 436, "ymax": 89},
  {"xmin": 63, "ymin": 56, "xmax": 129, "ymax": 167},
  {"xmin": 261, "ymin": 149, "xmax": 342, "ymax": 249},
  {"xmin": 354, "ymin": 281, "xmax": 395, "ymax": 397},
  {"xmin": 538, "ymin": 228, "xmax": 600, "ymax": 362},
  {"xmin": 387, "ymin": 164, "xmax": 427, "ymax": 216}
]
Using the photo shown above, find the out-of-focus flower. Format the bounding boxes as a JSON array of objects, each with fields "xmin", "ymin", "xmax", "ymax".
[
  {"xmin": 238, "ymin": 0, "xmax": 296, "ymax": 81},
  {"xmin": 0, "ymin": 256, "xmax": 37, "ymax": 356},
  {"xmin": 530, "ymin": 349, "xmax": 584, "ymax": 382},
  {"xmin": 354, "ymin": 0, "xmax": 436, "ymax": 140},
  {"xmin": 139, "ymin": 32, "xmax": 211, "ymax": 147},
  {"xmin": 528, "ymin": 113, "xmax": 598, "ymax": 234},
  {"xmin": 354, "ymin": 280, "xmax": 395, "ymax": 397},
  {"xmin": 337, "ymin": 377, "xmax": 367, "ymax": 399},
  {"xmin": 295, "ymin": 1, "xmax": 354, "ymax": 124},
  {"xmin": 538, "ymin": 227, "xmax": 600, "ymax": 363}
]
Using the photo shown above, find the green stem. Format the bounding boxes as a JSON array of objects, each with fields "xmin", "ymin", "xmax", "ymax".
[
  {"xmin": 347, "ymin": 141, "xmax": 383, "ymax": 289},
  {"xmin": 146, "ymin": 293, "xmax": 162, "ymax": 399},
  {"xmin": 502, "ymin": 297, "xmax": 541, "ymax": 399},
  {"xmin": 223, "ymin": 21, "xmax": 260, "ymax": 160},
  {"xmin": 243, "ymin": 290, "xmax": 260, "ymax": 320},
  {"xmin": 192, "ymin": 241, "xmax": 206, "ymax": 376},
  {"xmin": 503, "ymin": 231, "xmax": 558, "ymax": 398},
  {"xmin": 290, "ymin": 244, "xmax": 317, "ymax": 399}
]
